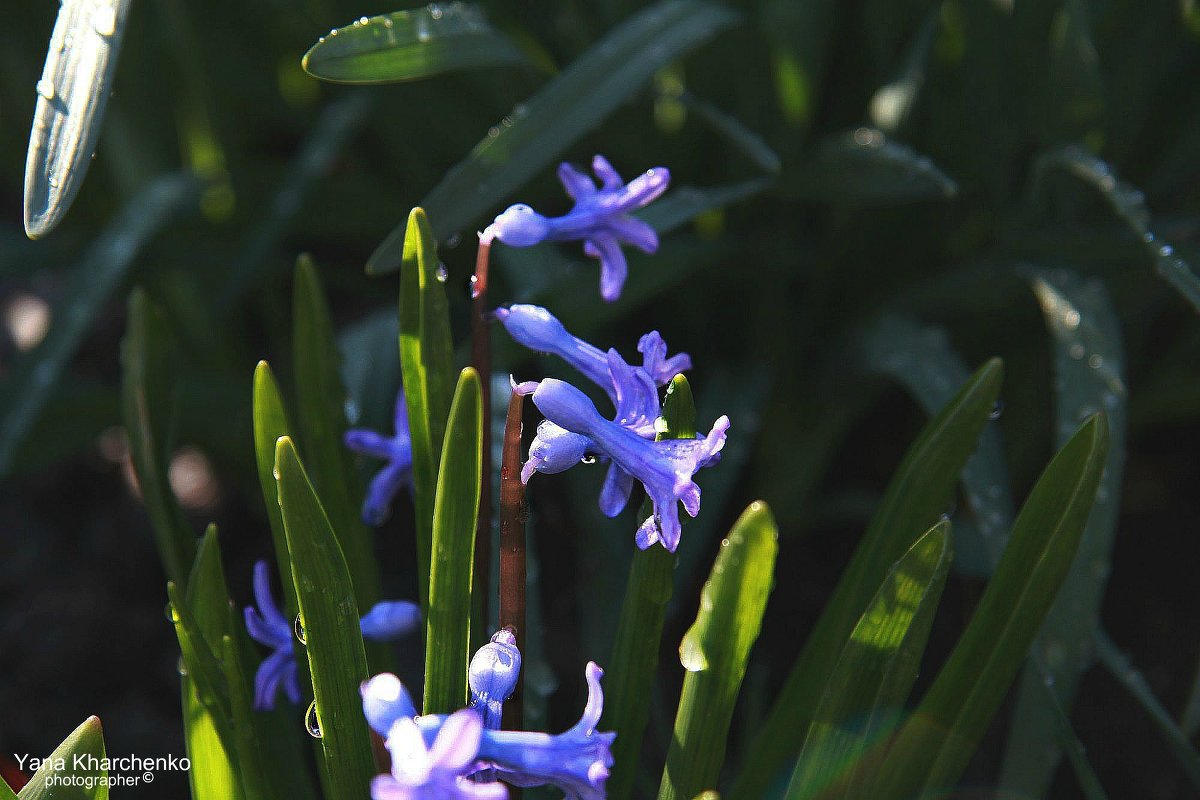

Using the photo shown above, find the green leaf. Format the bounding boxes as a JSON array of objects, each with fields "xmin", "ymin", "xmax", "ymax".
[
  {"xmin": 186, "ymin": 526, "xmax": 272, "ymax": 800},
  {"xmin": 397, "ymin": 208, "xmax": 456, "ymax": 610},
  {"xmin": 792, "ymin": 129, "xmax": 957, "ymax": 205},
  {"xmin": 731, "ymin": 358, "xmax": 1003, "ymax": 800},
  {"xmin": 119, "ymin": 288, "xmax": 196, "ymax": 586},
  {"xmin": 605, "ymin": 375, "xmax": 695, "ymax": 800},
  {"xmin": 860, "ymin": 316, "xmax": 1013, "ymax": 573},
  {"xmin": 275, "ymin": 436, "xmax": 376, "ymax": 800},
  {"xmin": 1001, "ymin": 269, "xmax": 1127, "ymax": 795},
  {"xmin": 423, "ymin": 368, "xmax": 483, "ymax": 714},
  {"xmin": 23, "ymin": 0, "xmax": 132, "ymax": 238},
  {"xmin": 17, "ymin": 717, "xmax": 108, "ymax": 800},
  {"xmin": 2, "ymin": 777, "xmax": 14, "ymax": 800},
  {"xmin": 866, "ymin": 414, "xmax": 1109, "ymax": 797},
  {"xmin": 784, "ymin": 521, "xmax": 952, "ymax": 800},
  {"xmin": 167, "ymin": 581, "xmax": 233, "ymax": 743},
  {"xmin": 182, "ymin": 676, "xmax": 243, "ymax": 800},
  {"xmin": 0, "ymin": 173, "xmax": 196, "ymax": 478},
  {"xmin": 292, "ymin": 255, "xmax": 379, "ymax": 610},
  {"xmin": 367, "ymin": 0, "xmax": 738, "ymax": 267},
  {"xmin": 252, "ymin": 361, "xmax": 299, "ymax": 619},
  {"xmin": 658, "ymin": 502, "xmax": 778, "ymax": 800},
  {"xmin": 301, "ymin": 5, "xmax": 526, "ymax": 85},
  {"xmin": 1031, "ymin": 145, "xmax": 1200, "ymax": 313}
]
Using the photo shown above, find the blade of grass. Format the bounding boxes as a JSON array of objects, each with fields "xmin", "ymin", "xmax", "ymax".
[
  {"xmin": 368, "ymin": 0, "xmax": 738, "ymax": 266},
  {"xmin": 23, "ymin": 0, "xmax": 132, "ymax": 238},
  {"xmin": 730, "ymin": 359, "xmax": 1003, "ymax": 800},
  {"xmin": 120, "ymin": 289, "xmax": 196, "ymax": 587},
  {"xmin": 1001, "ymin": 269, "xmax": 1127, "ymax": 796},
  {"xmin": 302, "ymin": 5, "xmax": 526, "ymax": 84},
  {"xmin": 865, "ymin": 414, "xmax": 1109, "ymax": 798},
  {"xmin": 0, "ymin": 173, "xmax": 197, "ymax": 478},
  {"xmin": 659, "ymin": 502, "xmax": 779, "ymax": 800},
  {"xmin": 275, "ymin": 436, "xmax": 375, "ymax": 800},
  {"xmin": 423, "ymin": 368, "xmax": 483, "ymax": 714},
  {"xmin": 398, "ymin": 208, "xmax": 456, "ymax": 611},
  {"xmin": 292, "ymin": 255, "xmax": 380, "ymax": 611}
]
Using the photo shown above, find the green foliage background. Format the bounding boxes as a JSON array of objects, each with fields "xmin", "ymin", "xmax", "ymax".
[{"xmin": 2, "ymin": 1, "xmax": 1200, "ymax": 798}]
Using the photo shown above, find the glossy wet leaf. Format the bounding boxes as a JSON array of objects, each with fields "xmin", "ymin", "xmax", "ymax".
[
  {"xmin": 731, "ymin": 359, "xmax": 1002, "ymax": 800},
  {"xmin": 24, "ymin": 0, "xmax": 132, "ymax": 238},
  {"xmin": 0, "ymin": 174, "xmax": 197, "ymax": 478},
  {"xmin": 659, "ymin": 502, "xmax": 778, "ymax": 800},
  {"xmin": 793, "ymin": 129, "xmax": 957, "ymax": 205},
  {"xmin": 1032, "ymin": 145, "xmax": 1200, "ymax": 313},
  {"xmin": 1002, "ymin": 270, "xmax": 1127, "ymax": 795},
  {"xmin": 397, "ymin": 208, "xmax": 455, "ymax": 610},
  {"xmin": 275, "ymin": 437, "xmax": 375, "ymax": 800},
  {"xmin": 860, "ymin": 316, "xmax": 1013, "ymax": 573},
  {"xmin": 423, "ymin": 368, "xmax": 482, "ymax": 714},
  {"xmin": 302, "ymin": 5, "xmax": 525, "ymax": 85},
  {"xmin": 865, "ymin": 414, "xmax": 1109, "ymax": 798},
  {"xmin": 368, "ymin": 0, "xmax": 738, "ymax": 268},
  {"xmin": 292, "ymin": 255, "xmax": 379, "ymax": 610},
  {"xmin": 605, "ymin": 375, "xmax": 695, "ymax": 800},
  {"xmin": 16, "ymin": 717, "xmax": 108, "ymax": 800},
  {"xmin": 119, "ymin": 289, "xmax": 195, "ymax": 587},
  {"xmin": 785, "ymin": 521, "xmax": 951, "ymax": 800}
]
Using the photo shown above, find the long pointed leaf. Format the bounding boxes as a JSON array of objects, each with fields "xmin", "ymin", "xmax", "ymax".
[
  {"xmin": 658, "ymin": 502, "xmax": 778, "ymax": 800},
  {"xmin": 423, "ymin": 368, "xmax": 483, "ymax": 714},
  {"xmin": 16, "ymin": 717, "xmax": 108, "ymax": 800},
  {"xmin": 397, "ymin": 208, "xmax": 455, "ymax": 610},
  {"xmin": 23, "ymin": 0, "xmax": 132, "ymax": 237},
  {"xmin": 866, "ymin": 413, "xmax": 1109, "ymax": 797},
  {"xmin": 120, "ymin": 289, "xmax": 195, "ymax": 586},
  {"xmin": 785, "ymin": 521, "xmax": 952, "ymax": 800},
  {"xmin": 1001, "ymin": 269, "xmax": 1127, "ymax": 795},
  {"xmin": 731, "ymin": 359, "xmax": 1003, "ymax": 800},
  {"xmin": 275, "ymin": 437, "xmax": 375, "ymax": 800},
  {"xmin": 302, "ymin": 5, "xmax": 526, "ymax": 84}
]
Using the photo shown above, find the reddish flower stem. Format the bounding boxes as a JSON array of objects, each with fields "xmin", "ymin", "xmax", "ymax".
[{"xmin": 498, "ymin": 388, "xmax": 527, "ymax": 731}]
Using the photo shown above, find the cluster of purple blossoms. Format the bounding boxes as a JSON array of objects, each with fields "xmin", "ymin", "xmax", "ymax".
[
  {"xmin": 244, "ymin": 560, "xmax": 420, "ymax": 710},
  {"xmin": 362, "ymin": 633, "xmax": 613, "ymax": 800},
  {"xmin": 497, "ymin": 304, "xmax": 727, "ymax": 553}
]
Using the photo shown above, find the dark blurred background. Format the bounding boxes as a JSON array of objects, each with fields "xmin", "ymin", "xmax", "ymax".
[{"xmin": 3, "ymin": 0, "xmax": 1200, "ymax": 797}]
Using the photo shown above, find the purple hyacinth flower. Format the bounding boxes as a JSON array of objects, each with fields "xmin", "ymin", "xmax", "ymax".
[
  {"xmin": 373, "ymin": 710, "xmax": 508, "ymax": 800},
  {"xmin": 494, "ymin": 304, "xmax": 691, "ymax": 405},
  {"xmin": 478, "ymin": 663, "xmax": 613, "ymax": 800},
  {"xmin": 245, "ymin": 561, "xmax": 421, "ymax": 710},
  {"xmin": 528, "ymin": 380, "xmax": 728, "ymax": 552},
  {"xmin": 469, "ymin": 629, "xmax": 522, "ymax": 730},
  {"xmin": 481, "ymin": 156, "xmax": 670, "ymax": 302},
  {"xmin": 345, "ymin": 389, "xmax": 413, "ymax": 526}
]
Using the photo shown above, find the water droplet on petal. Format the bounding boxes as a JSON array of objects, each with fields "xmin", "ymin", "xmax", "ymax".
[
  {"xmin": 305, "ymin": 701, "xmax": 323, "ymax": 738},
  {"xmin": 580, "ymin": 454, "xmax": 597, "ymax": 465}
]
